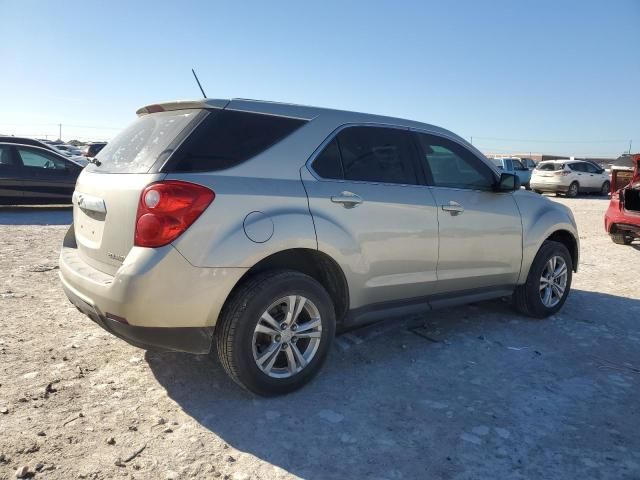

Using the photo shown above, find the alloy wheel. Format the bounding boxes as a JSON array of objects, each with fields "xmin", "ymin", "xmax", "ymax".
[
  {"xmin": 252, "ymin": 295, "xmax": 322, "ymax": 378},
  {"xmin": 539, "ymin": 256, "xmax": 568, "ymax": 308}
]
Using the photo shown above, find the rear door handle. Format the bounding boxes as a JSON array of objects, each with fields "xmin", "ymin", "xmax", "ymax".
[
  {"xmin": 331, "ymin": 191, "xmax": 363, "ymax": 208},
  {"xmin": 442, "ymin": 201, "xmax": 464, "ymax": 215}
]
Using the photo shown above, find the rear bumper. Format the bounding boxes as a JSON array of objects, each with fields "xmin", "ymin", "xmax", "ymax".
[
  {"xmin": 59, "ymin": 225, "xmax": 248, "ymax": 348},
  {"xmin": 62, "ymin": 279, "xmax": 214, "ymax": 353},
  {"xmin": 530, "ymin": 181, "xmax": 570, "ymax": 193}
]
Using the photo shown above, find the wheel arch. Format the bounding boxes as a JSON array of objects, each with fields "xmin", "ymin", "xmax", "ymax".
[
  {"xmin": 545, "ymin": 229, "xmax": 579, "ymax": 272},
  {"xmin": 218, "ymin": 248, "xmax": 350, "ymax": 330}
]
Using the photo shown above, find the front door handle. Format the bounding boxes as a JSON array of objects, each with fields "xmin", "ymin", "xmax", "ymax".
[
  {"xmin": 442, "ymin": 201, "xmax": 464, "ymax": 215},
  {"xmin": 331, "ymin": 191, "xmax": 363, "ymax": 208}
]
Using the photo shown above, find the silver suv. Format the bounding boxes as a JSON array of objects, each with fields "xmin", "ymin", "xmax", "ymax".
[{"xmin": 59, "ymin": 98, "xmax": 579, "ymax": 396}]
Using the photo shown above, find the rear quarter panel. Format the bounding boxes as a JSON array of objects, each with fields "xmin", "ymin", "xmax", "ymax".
[
  {"xmin": 168, "ymin": 174, "xmax": 317, "ymax": 267},
  {"xmin": 513, "ymin": 191, "xmax": 579, "ymax": 283}
]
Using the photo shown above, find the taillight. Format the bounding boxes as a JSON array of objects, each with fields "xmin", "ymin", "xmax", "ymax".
[
  {"xmin": 134, "ymin": 181, "xmax": 214, "ymax": 248},
  {"xmin": 554, "ymin": 170, "xmax": 570, "ymax": 176}
]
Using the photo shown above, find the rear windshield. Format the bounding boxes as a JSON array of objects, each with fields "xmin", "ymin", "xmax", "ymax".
[
  {"xmin": 165, "ymin": 109, "xmax": 307, "ymax": 172},
  {"xmin": 536, "ymin": 162, "xmax": 563, "ymax": 171},
  {"xmin": 88, "ymin": 110, "xmax": 201, "ymax": 173}
]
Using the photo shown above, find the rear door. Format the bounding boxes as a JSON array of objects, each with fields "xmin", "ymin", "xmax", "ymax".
[
  {"xmin": 302, "ymin": 126, "xmax": 440, "ymax": 308},
  {"xmin": 414, "ymin": 132, "xmax": 522, "ymax": 292},
  {"xmin": 16, "ymin": 147, "xmax": 79, "ymax": 202},
  {"xmin": 0, "ymin": 145, "xmax": 24, "ymax": 201}
]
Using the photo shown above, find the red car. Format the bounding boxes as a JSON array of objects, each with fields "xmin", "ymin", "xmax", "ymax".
[{"xmin": 605, "ymin": 153, "xmax": 640, "ymax": 245}]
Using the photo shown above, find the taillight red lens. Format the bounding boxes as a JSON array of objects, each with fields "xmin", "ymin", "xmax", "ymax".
[
  {"xmin": 554, "ymin": 170, "xmax": 570, "ymax": 176},
  {"xmin": 134, "ymin": 181, "xmax": 214, "ymax": 248}
]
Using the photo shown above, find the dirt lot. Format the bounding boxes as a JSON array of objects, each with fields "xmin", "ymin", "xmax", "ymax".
[{"xmin": 0, "ymin": 196, "xmax": 639, "ymax": 480}]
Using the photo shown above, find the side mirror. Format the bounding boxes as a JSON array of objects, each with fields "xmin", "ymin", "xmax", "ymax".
[{"xmin": 496, "ymin": 173, "xmax": 520, "ymax": 192}]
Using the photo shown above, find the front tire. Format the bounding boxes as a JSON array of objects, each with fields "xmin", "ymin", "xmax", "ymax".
[
  {"xmin": 215, "ymin": 271, "xmax": 336, "ymax": 396},
  {"xmin": 600, "ymin": 181, "xmax": 610, "ymax": 196},
  {"xmin": 513, "ymin": 240, "xmax": 573, "ymax": 318}
]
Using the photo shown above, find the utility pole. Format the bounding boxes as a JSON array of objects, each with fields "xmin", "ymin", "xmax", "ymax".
[
  {"xmin": 470, "ymin": 136, "xmax": 473, "ymax": 145},
  {"xmin": 630, "ymin": 140, "xmax": 633, "ymax": 154},
  {"xmin": 58, "ymin": 123, "xmax": 62, "ymax": 141}
]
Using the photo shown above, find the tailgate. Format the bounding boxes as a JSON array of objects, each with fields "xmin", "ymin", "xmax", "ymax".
[{"xmin": 73, "ymin": 171, "xmax": 165, "ymax": 275}]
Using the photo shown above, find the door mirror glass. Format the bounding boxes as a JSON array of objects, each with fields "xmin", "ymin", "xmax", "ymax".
[{"xmin": 496, "ymin": 173, "xmax": 520, "ymax": 191}]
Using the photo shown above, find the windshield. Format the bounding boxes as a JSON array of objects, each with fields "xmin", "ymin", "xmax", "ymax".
[{"xmin": 88, "ymin": 109, "xmax": 201, "ymax": 173}]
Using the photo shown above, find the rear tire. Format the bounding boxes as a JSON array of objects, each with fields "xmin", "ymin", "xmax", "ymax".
[
  {"xmin": 534, "ymin": 190, "xmax": 543, "ymax": 194},
  {"xmin": 215, "ymin": 270, "xmax": 335, "ymax": 396},
  {"xmin": 513, "ymin": 240, "xmax": 573, "ymax": 318},
  {"xmin": 611, "ymin": 232, "xmax": 633, "ymax": 245},
  {"xmin": 600, "ymin": 181, "xmax": 610, "ymax": 196},
  {"xmin": 566, "ymin": 182, "xmax": 579, "ymax": 198}
]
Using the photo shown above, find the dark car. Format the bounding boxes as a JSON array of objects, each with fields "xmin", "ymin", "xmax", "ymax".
[
  {"xmin": 83, "ymin": 142, "xmax": 107, "ymax": 158},
  {"xmin": 0, "ymin": 142, "xmax": 83, "ymax": 205}
]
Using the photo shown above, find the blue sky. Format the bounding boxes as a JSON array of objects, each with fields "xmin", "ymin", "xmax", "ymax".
[{"xmin": 1, "ymin": 0, "xmax": 638, "ymax": 156}]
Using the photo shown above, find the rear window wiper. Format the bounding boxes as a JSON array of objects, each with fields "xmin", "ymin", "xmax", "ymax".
[{"xmin": 88, "ymin": 157, "xmax": 102, "ymax": 167}]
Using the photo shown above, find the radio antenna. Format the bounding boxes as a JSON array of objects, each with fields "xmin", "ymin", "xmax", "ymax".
[{"xmin": 191, "ymin": 68, "xmax": 207, "ymax": 98}]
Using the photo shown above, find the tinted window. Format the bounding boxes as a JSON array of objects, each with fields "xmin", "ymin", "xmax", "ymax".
[
  {"xmin": 336, "ymin": 127, "xmax": 419, "ymax": 185},
  {"xmin": 569, "ymin": 163, "xmax": 585, "ymax": 172},
  {"xmin": 90, "ymin": 109, "xmax": 201, "ymax": 174},
  {"xmin": 170, "ymin": 110, "xmax": 307, "ymax": 172},
  {"xmin": 416, "ymin": 133, "xmax": 495, "ymax": 190},
  {"xmin": 584, "ymin": 163, "xmax": 600, "ymax": 173},
  {"xmin": 18, "ymin": 149, "xmax": 67, "ymax": 170},
  {"xmin": 537, "ymin": 162, "xmax": 563, "ymax": 171},
  {"xmin": 512, "ymin": 159, "xmax": 525, "ymax": 170},
  {"xmin": 312, "ymin": 138, "xmax": 343, "ymax": 179}
]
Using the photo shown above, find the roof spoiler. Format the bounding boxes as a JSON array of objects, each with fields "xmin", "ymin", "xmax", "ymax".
[{"xmin": 136, "ymin": 98, "xmax": 229, "ymax": 116}]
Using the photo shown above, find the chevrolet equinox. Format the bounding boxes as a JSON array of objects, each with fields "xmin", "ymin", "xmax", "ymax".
[{"xmin": 59, "ymin": 98, "xmax": 580, "ymax": 396}]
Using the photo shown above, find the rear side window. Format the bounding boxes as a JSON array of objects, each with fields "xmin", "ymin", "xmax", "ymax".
[
  {"xmin": 169, "ymin": 110, "xmax": 307, "ymax": 172},
  {"xmin": 335, "ymin": 126, "xmax": 419, "ymax": 185},
  {"xmin": 91, "ymin": 110, "xmax": 201, "ymax": 173},
  {"xmin": 569, "ymin": 163, "xmax": 585, "ymax": 172}
]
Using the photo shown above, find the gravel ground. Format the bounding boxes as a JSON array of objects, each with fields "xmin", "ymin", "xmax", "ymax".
[{"xmin": 0, "ymin": 197, "xmax": 639, "ymax": 480}]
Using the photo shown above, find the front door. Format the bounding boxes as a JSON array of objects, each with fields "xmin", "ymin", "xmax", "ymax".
[
  {"xmin": 414, "ymin": 132, "xmax": 523, "ymax": 293},
  {"xmin": 302, "ymin": 126, "xmax": 440, "ymax": 309}
]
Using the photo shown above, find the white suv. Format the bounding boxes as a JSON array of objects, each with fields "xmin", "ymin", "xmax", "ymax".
[{"xmin": 530, "ymin": 160, "xmax": 610, "ymax": 197}]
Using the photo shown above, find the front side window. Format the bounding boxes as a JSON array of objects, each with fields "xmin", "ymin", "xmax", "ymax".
[
  {"xmin": 512, "ymin": 159, "xmax": 526, "ymax": 170},
  {"xmin": 416, "ymin": 133, "xmax": 495, "ymax": 190},
  {"xmin": 335, "ymin": 126, "xmax": 419, "ymax": 185},
  {"xmin": 18, "ymin": 149, "xmax": 67, "ymax": 170},
  {"xmin": 584, "ymin": 163, "xmax": 600, "ymax": 173}
]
